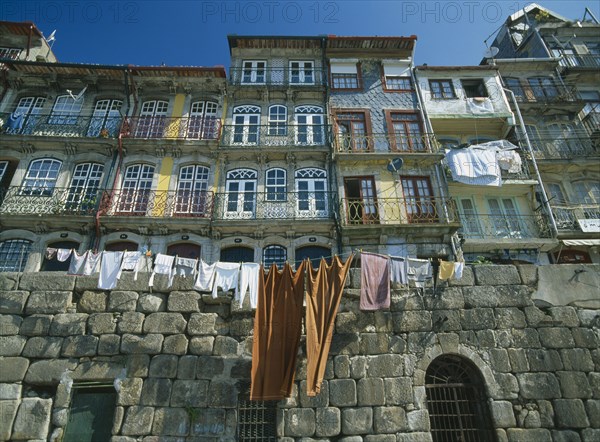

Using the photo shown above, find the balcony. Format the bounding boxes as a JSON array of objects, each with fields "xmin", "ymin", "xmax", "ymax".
[
  {"xmin": 0, "ymin": 187, "xmax": 216, "ymax": 219},
  {"xmin": 121, "ymin": 116, "xmax": 221, "ymax": 140},
  {"xmin": 334, "ymin": 132, "xmax": 439, "ymax": 154},
  {"xmin": 582, "ymin": 112, "xmax": 600, "ymax": 142},
  {"xmin": 552, "ymin": 204, "xmax": 600, "ymax": 233},
  {"xmin": 220, "ymin": 125, "xmax": 330, "ymax": 148},
  {"xmin": 213, "ymin": 191, "xmax": 335, "ymax": 221},
  {"xmin": 511, "ymin": 82, "xmax": 580, "ymax": 106},
  {"xmin": 527, "ymin": 135, "xmax": 598, "ymax": 160},
  {"xmin": 459, "ymin": 213, "xmax": 552, "ymax": 240},
  {"xmin": 0, "ymin": 113, "xmax": 122, "ymax": 138},
  {"xmin": 560, "ymin": 54, "xmax": 600, "ymax": 69},
  {"xmin": 229, "ymin": 67, "xmax": 326, "ymax": 87},
  {"xmin": 340, "ymin": 197, "xmax": 458, "ymax": 226}
]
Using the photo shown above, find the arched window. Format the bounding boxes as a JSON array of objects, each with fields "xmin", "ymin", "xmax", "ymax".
[
  {"xmin": 220, "ymin": 246, "xmax": 254, "ymax": 263},
  {"xmin": 49, "ymin": 94, "xmax": 84, "ymax": 125},
  {"xmin": 232, "ymin": 105, "xmax": 261, "ymax": 145},
  {"xmin": 265, "ymin": 168, "xmax": 286, "ymax": 202},
  {"xmin": 295, "ymin": 105, "xmax": 324, "ymax": 145},
  {"xmin": 12, "ymin": 96, "xmax": 45, "ymax": 134},
  {"xmin": 0, "ymin": 239, "xmax": 32, "ymax": 271},
  {"xmin": 573, "ymin": 181, "xmax": 600, "ymax": 220},
  {"xmin": 21, "ymin": 158, "xmax": 62, "ymax": 196},
  {"xmin": 295, "ymin": 168, "xmax": 328, "ymax": 217},
  {"xmin": 66, "ymin": 163, "xmax": 104, "ymax": 213},
  {"xmin": 295, "ymin": 245, "xmax": 330, "ymax": 268},
  {"xmin": 167, "ymin": 242, "xmax": 201, "ymax": 259},
  {"xmin": 88, "ymin": 99, "xmax": 122, "ymax": 137},
  {"xmin": 117, "ymin": 164, "xmax": 155, "ymax": 214},
  {"xmin": 105, "ymin": 241, "xmax": 138, "ymax": 252},
  {"xmin": 41, "ymin": 240, "xmax": 80, "ymax": 271},
  {"xmin": 225, "ymin": 169, "xmax": 257, "ymax": 218},
  {"xmin": 189, "ymin": 100, "xmax": 219, "ymax": 139},
  {"xmin": 263, "ymin": 245, "xmax": 286, "ymax": 269},
  {"xmin": 134, "ymin": 100, "xmax": 169, "ymax": 138},
  {"xmin": 268, "ymin": 105, "xmax": 287, "ymax": 136},
  {"xmin": 426, "ymin": 355, "xmax": 496, "ymax": 442},
  {"xmin": 175, "ymin": 165, "xmax": 210, "ymax": 216}
]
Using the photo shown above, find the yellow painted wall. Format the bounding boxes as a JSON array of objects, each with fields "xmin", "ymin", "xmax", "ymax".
[
  {"xmin": 164, "ymin": 94, "xmax": 186, "ymax": 137},
  {"xmin": 153, "ymin": 157, "xmax": 174, "ymax": 217}
]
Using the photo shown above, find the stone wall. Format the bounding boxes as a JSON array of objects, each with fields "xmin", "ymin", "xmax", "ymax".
[{"xmin": 0, "ymin": 264, "xmax": 599, "ymax": 441}]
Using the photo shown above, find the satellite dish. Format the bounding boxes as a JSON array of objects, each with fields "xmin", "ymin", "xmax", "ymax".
[
  {"xmin": 387, "ymin": 158, "xmax": 403, "ymax": 173},
  {"xmin": 484, "ymin": 46, "xmax": 499, "ymax": 58}
]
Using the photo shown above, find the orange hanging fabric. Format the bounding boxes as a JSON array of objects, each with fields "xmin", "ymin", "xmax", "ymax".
[
  {"xmin": 305, "ymin": 255, "xmax": 354, "ymax": 396},
  {"xmin": 250, "ymin": 261, "xmax": 306, "ymax": 400}
]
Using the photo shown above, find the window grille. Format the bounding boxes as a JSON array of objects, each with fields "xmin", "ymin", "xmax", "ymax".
[{"xmin": 237, "ymin": 385, "xmax": 278, "ymax": 441}]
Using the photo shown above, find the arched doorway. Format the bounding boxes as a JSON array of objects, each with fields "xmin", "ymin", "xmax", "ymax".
[
  {"xmin": 105, "ymin": 241, "xmax": 138, "ymax": 252},
  {"xmin": 295, "ymin": 245, "xmax": 331, "ymax": 268},
  {"xmin": 167, "ymin": 242, "xmax": 201, "ymax": 259},
  {"xmin": 426, "ymin": 354, "xmax": 496, "ymax": 442}
]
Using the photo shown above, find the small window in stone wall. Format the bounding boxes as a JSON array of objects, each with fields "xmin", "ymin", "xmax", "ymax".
[
  {"xmin": 62, "ymin": 385, "xmax": 117, "ymax": 442},
  {"xmin": 237, "ymin": 385, "xmax": 278, "ymax": 441}
]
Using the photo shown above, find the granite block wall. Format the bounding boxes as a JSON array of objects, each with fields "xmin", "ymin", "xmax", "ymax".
[{"xmin": 0, "ymin": 264, "xmax": 598, "ymax": 441}]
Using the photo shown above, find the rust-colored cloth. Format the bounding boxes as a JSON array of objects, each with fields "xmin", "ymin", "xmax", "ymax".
[
  {"xmin": 305, "ymin": 255, "xmax": 354, "ymax": 396},
  {"xmin": 359, "ymin": 252, "xmax": 390, "ymax": 311},
  {"xmin": 250, "ymin": 261, "xmax": 306, "ymax": 401}
]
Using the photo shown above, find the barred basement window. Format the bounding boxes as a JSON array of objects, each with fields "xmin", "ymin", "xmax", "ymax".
[
  {"xmin": 237, "ymin": 386, "xmax": 278, "ymax": 441},
  {"xmin": 426, "ymin": 355, "xmax": 496, "ymax": 442}
]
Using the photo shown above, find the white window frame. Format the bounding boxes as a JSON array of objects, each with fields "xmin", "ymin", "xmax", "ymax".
[
  {"xmin": 188, "ymin": 100, "xmax": 218, "ymax": 139},
  {"xmin": 88, "ymin": 99, "xmax": 122, "ymax": 137},
  {"xmin": 457, "ymin": 198, "xmax": 482, "ymax": 238},
  {"xmin": 263, "ymin": 245, "xmax": 287, "ymax": 269},
  {"xmin": 265, "ymin": 168, "xmax": 287, "ymax": 202},
  {"xmin": 289, "ymin": 60, "xmax": 315, "ymax": 85},
  {"xmin": 225, "ymin": 169, "xmax": 257, "ymax": 219},
  {"xmin": 295, "ymin": 168, "xmax": 328, "ymax": 217},
  {"xmin": 49, "ymin": 95, "xmax": 83, "ymax": 125},
  {"xmin": 295, "ymin": 105, "xmax": 324, "ymax": 145},
  {"xmin": 0, "ymin": 239, "xmax": 32, "ymax": 272},
  {"xmin": 241, "ymin": 60, "xmax": 267, "ymax": 85},
  {"xmin": 66, "ymin": 162, "xmax": 104, "ymax": 210},
  {"xmin": 0, "ymin": 47, "xmax": 22, "ymax": 60},
  {"xmin": 382, "ymin": 62, "xmax": 412, "ymax": 91},
  {"xmin": 268, "ymin": 105, "xmax": 287, "ymax": 136},
  {"xmin": 134, "ymin": 100, "xmax": 169, "ymax": 138},
  {"xmin": 486, "ymin": 197, "xmax": 525, "ymax": 238},
  {"xmin": 118, "ymin": 164, "xmax": 155, "ymax": 213},
  {"xmin": 21, "ymin": 158, "xmax": 62, "ymax": 196},
  {"xmin": 175, "ymin": 164, "xmax": 210, "ymax": 216},
  {"xmin": 232, "ymin": 105, "xmax": 261, "ymax": 145}
]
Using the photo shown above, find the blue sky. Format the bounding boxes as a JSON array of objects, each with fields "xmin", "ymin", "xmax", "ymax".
[{"xmin": 1, "ymin": 1, "xmax": 598, "ymax": 67}]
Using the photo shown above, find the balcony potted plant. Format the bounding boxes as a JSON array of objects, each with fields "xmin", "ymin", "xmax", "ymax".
[{"xmin": 99, "ymin": 128, "xmax": 109, "ymax": 138}]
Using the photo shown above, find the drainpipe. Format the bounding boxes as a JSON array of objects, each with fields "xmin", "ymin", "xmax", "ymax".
[
  {"xmin": 412, "ymin": 60, "xmax": 458, "ymax": 258},
  {"xmin": 26, "ymin": 24, "xmax": 33, "ymax": 60},
  {"xmin": 503, "ymin": 87, "xmax": 559, "ymax": 237},
  {"xmin": 322, "ymin": 36, "xmax": 342, "ymax": 255}
]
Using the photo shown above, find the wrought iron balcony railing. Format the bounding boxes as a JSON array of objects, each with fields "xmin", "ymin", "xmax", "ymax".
[
  {"xmin": 551, "ymin": 204, "xmax": 600, "ymax": 232},
  {"xmin": 334, "ymin": 132, "xmax": 439, "ymax": 154},
  {"xmin": 0, "ymin": 186, "xmax": 102, "ymax": 216},
  {"xmin": 458, "ymin": 213, "xmax": 552, "ymax": 240},
  {"xmin": 508, "ymin": 82, "xmax": 581, "ymax": 105},
  {"xmin": 212, "ymin": 191, "xmax": 335, "ymax": 221},
  {"xmin": 560, "ymin": 54, "xmax": 600, "ymax": 69},
  {"xmin": 582, "ymin": 112, "xmax": 600, "ymax": 137},
  {"xmin": 121, "ymin": 116, "xmax": 221, "ymax": 140},
  {"xmin": 528, "ymin": 136, "xmax": 597, "ymax": 159},
  {"xmin": 340, "ymin": 197, "xmax": 458, "ymax": 226},
  {"xmin": 229, "ymin": 67, "xmax": 327, "ymax": 86},
  {"xmin": 0, "ymin": 187, "xmax": 216, "ymax": 219},
  {"xmin": 220, "ymin": 124, "xmax": 331, "ymax": 147},
  {"xmin": 0, "ymin": 112, "xmax": 122, "ymax": 138},
  {"xmin": 99, "ymin": 189, "xmax": 214, "ymax": 218}
]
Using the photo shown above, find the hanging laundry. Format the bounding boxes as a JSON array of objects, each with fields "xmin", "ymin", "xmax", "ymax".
[
  {"xmin": 194, "ymin": 260, "xmax": 216, "ymax": 291},
  {"xmin": 68, "ymin": 250, "xmax": 88, "ymax": 275},
  {"xmin": 175, "ymin": 257, "xmax": 198, "ymax": 278},
  {"xmin": 98, "ymin": 251, "xmax": 124, "ymax": 290},
  {"xmin": 251, "ymin": 262, "xmax": 305, "ymax": 401},
  {"xmin": 45, "ymin": 248, "xmax": 57, "ymax": 260},
  {"xmin": 453, "ymin": 261, "xmax": 465, "ymax": 280},
  {"xmin": 389, "ymin": 255, "xmax": 408, "ymax": 285},
  {"xmin": 305, "ymin": 255, "xmax": 354, "ymax": 396},
  {"xmin": 211, "ymin": 262, "xmax": 240, "ymax": 298},
  {"xmin": 119, "ymin": 251, "xmax": 143, "ymax": 281},
  {"xmin": 83, "ymin": 251, "xmax": 101, "ymax": 276},
  {"xmin": 237, "ymin": 262, "xmax": 261, "ymax": 308},
  {"xmin": 407, "ymin": 258, "xmax": 432, "ymax": 288},
  {"xmin": 4, "ymin": 112, "xmax": 24, "ymax": 134},
  {"xmin": 149, "ymin": 253, "xmax": 175, "ymax": 288},
  {"xmin": 438, "ymin": 260, "xmax": 455, "ymax": 281},
  {"xmin": 360, "ymin": 252, "xmax": 390, "ymax": 311},
  {"xmin": 496, "ymin": 149, "xmax": 522, "ymax": 174},
  {"xmin": 57, "ymin": 248, "xmax": 73, "ymax": 262},
  {"xmin": 445, "ymin": 147, "xmax": 501, "ymax": 186}
]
